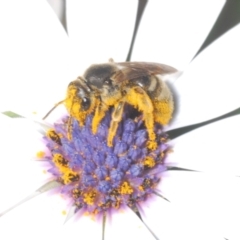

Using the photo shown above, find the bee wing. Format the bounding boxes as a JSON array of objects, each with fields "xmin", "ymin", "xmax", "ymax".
[{"xmin": 112, "ymin": 62, "xmax": 178, "ymax": 82}]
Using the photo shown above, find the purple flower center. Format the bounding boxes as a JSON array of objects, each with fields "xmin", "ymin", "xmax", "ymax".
[{"xmin": 39, "ymin": 109, "xmax": 170, "ymax": 215}]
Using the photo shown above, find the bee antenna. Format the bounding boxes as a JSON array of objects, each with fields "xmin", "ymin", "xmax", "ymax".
[{"xmin": 42, "ymin": 100, "xmax": 65, "ymax": 120}]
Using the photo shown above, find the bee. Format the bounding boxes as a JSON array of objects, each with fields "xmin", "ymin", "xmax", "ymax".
[{"xmin": 43, "ymin": 61, "xmax": 177, "ymax": 149}]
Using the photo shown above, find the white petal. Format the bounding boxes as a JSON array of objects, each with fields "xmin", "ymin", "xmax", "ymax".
[
  {"xmin": 0, "ymin": 193, "xmax": 68, "ymax": 240},
  {"xmin": 169, "ymin": 24, "xmax": 240, "ymax": 130},
  {"xmin": 156, "ymin": 171, "xmax": 237, "ymax": 239},
  {"xmin": 168, "ymin": 114, "xmax": 240, "ymax": 174},
  {"xmin": 159, "ymin": 171, "xmax": 224, "ymax": 205},
  {"xmin": 0, "ymin": 0, "xmax": 82, "ymax": 117},
  {"xmin": 57, "ymin": 205, "xmax": 156, "ymax": 240},
  {"xmin": 0, "ymin": 115, "xmax": 51, "ymax": 212},
  {"xmin": 219, "ymin": 177, "xmax": 240, "ymax": 239},
  {"xmin": 58, "ymin": 213, "xmax": 102, "ymax": 240},
  {"xmin": 142, "ymin": 194, "xmax": 223, "ymax": 240},
  {"xmin": 47, "ymin": 0, "xmax": 65, "ymax": 21},
  {"xmin": 0, "ymin": 114, "xmax": 44, "ymax": 163},
  {"xmin": 139, "ymin": 195, "xmax": 177, "ymax": 240},
  {"xmin": 104, "ymin": 208, "xmax": 156, "ymax": 240},
  {"xmin": 67, "ymin": 0, "xmax": 138, "ymax": 64},
  {"xmin": 132, "ymin": 0, "xmax": 225, "ymax": 69}
]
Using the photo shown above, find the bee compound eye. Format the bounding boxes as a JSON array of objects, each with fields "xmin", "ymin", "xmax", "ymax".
[{"xmin": 82, "ymin": 97, "xmax": 91, "ymax": 110}]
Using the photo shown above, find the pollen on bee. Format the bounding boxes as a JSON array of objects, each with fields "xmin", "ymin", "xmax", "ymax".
[
  {"xmin": 146, "ymin": 141, "xmax": 157, "ymax": 150},
  {"xmin": 153, "ymin": 100, "xmax": 173, "ymax": 125}
]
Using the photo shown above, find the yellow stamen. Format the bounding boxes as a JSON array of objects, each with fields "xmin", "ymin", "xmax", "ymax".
[
  {"xmin": 114, "ymin": 200, "xmax": 120, "ymax": 209},
  {"xmin": 36, "ymin": 151, "xmax": 45, "ymax": 158},
  {"xmin": 139, "ymin": 178, "xmax": 152, "ymax": 191},
  {"xmin": 143, "ymin": 156, "xmax": 155, "ymax": 168},
  {"xmin": 47, "ymin": 129, "xmax": 62, "ymax": 145},
  {"xmin": 119, "ymin": 181, "xmax": 133, "ymax": 195},
  {"xmin": 72, "ymin": 189, "xmax": 82, "ymax": 199},
  {"xmin": 52, "ymin": 153, "xmax": 79, "ymax": 185},
  {"xmin": 83, "ymin": 191, "xmax": 97, "ymax": 205}
]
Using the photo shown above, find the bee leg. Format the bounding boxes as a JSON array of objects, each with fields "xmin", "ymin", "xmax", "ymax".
[
  {"xmin": 66, "ymin": 100, "xmax": 76, "ymax": 140},
  {"xmin": 152, "ymin": 80, "xmax": 174, "ymax": 125},
  {"xmin": 67, "ymin": 116, "xmax": 73, "ymax": 140},
  {"xmin": 126, "ymin": 87, "xmax": 157, "ymax": 150},
  {"xmin": 107, "ymin": 101, "xmax": 125, "ymax": 147},
  {"xmin": 92, "ymin": 102, "xmax": 109, "ymax": 134},
  {"xmin": 153, "ymin": 99, "xmax": 174, "ymax": 125}
]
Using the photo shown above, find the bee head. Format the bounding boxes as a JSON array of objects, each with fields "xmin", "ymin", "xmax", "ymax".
[{"xmin": 67, "ymin": 79, "xmax": 93, "ymax": 111}]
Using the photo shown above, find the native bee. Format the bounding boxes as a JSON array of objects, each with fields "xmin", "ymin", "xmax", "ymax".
[{"xmin": 43, "ymin": 61, "xmax": 177, "ymax": 149}]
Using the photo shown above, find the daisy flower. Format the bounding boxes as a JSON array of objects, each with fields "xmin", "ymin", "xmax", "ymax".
[{"xmin": 0, "ymin": 1, "xmax": 240, "ymax": 240}]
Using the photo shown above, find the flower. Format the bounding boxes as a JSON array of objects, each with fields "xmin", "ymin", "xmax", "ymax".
[{"xmin": 0, "ymin": 1, "xmax": 240, "ymax": 240}]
